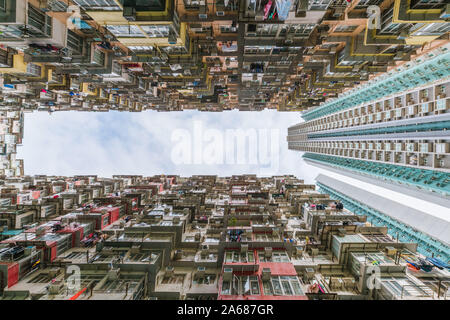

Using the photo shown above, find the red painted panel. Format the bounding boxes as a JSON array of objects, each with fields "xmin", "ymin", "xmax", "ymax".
[
  {"xmin": 258, "ymin": 262, "xmax": 297, "ymax": 276},
  {"xmin": 32, "ymin": 191, "xmax": 41, "ymax": 199},
  {"xmin": 109, "ymin": 208, "xmax": 120, "ymax": 223},
  {"xmin": 7, "ymin": 263, "xmax": 19, "ymax": 288},
  {"xmin": 50, "ymin": 244, "xmax": 57, "ymax": 262}
]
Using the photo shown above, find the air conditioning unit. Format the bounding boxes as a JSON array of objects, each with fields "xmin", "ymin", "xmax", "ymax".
[
  {"xmin": 262, "ymin": 268, "xmax": 271, "ymax": 281},
  {"xmin": 107, "ymin": 268, "xmax": 120, "ymax": 280},
  {"xmin": 48, "ymin": 280, "xmax": 64, "ymax": 294},
  {"xmin": 223, "ymin": 268, "xmax": 233, "ymax": 281},
  {"xmin": 165, "ymin": 266, "xmax": 174, "ymax": 277},
  {"xmin": 175, "ymin": 249, "xmax": 183, "ymax": 260},
  {"xmin": 197, "ymin": 266, "xmax": 206, "ymax": 276},
  {"xmin": 304, "ymin": 267, "xmax": 315, "ymax": 280},
  {"xmin": 201, "ymin": 245, "xmax": 209, "ymax": 258},
  {"xmin": 48, "ymin": 268, "xmax": 60, "ymax": 279},
  {"xmin": 385, "ymin": 246, "xmax": 397, "ymax": 257},
  {"xmin": 123, "ymin": 6, "xmax": 136, "ymax": 21},
  {"xmin": 168, "ymin": 33, "xmax": 177, "ymax": 44},
  {"xmin": 295, "ymin": 247, "xmax": 303, "ymax": 257},
  {"xmin": 310, "ymin": 248, "xmax": 319, "ymax": 256},
  {"xmin": 333, "ymin": 7, "xmax": 345, "ymax": 17},
  {"xmin": 264, "ymin": 247, "xmax": 272, "ymax": 258},
  {"xmin": 198, "ymin": 14, "xmax": 208, "ymax": 19},
  {"xmin": 241, "ymin": 244, "xmax": 248, "ymax": 253},
  {"xmin": 255, "ymin": 8, "xmax": 264, "ymax": 21},
  {"xmin": 338, "ymin": 228, "xmax": 347, "ymax": 237},
  {"xmin": 216, "ymin": 11, "xmax": 225, "ymax": 16}
]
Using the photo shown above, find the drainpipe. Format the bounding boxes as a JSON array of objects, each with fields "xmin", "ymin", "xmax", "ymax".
[
  {"xmin": 437, "ymin": 280, "xmax": 441, "ymax": 299},
  {"xmin": 89, "ymin": 282, "xmax": 94, "ymax": 299},
  {"xmin": 124, "ymin": 283, "xmax": 129, "ymax": 299}
]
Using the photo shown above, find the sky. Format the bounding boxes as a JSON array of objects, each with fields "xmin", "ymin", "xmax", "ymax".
[
  {"xmin": 17, "ymin": 110, "xmax": 450, "ymax": 218},
  {"xmin": 16, "ymin": 109, "xmax": 322, "ymax": 183}
]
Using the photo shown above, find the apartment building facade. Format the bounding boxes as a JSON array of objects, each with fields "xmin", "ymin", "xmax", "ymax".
[
  {"xmin": 0, "ymin": 174, "xmax": 447, "ymax": 300},
  {"xmin": 0, "ymin": 0, "xmax": 448, "ymax": 113}
]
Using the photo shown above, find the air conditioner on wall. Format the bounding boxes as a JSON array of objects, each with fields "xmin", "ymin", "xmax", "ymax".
[
  {"xmin": 165, "ymin": 266, "xmax": 174, "ymax": 277},
  {"xmin": 197, "ymin": 266, "xmax": 206, "ymax": 276},
  {"xmin": 223, "ymin": 268, "xmax": 233, "ymax": 281},
  {"xmin": 262, "ymin": 268, "xmax": 271, "ymax": 281}
]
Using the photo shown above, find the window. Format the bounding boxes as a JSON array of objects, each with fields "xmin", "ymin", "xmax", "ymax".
[
  {"xmin": 410, "ymin": 23, "xmax": 450, "ymax": 36},
  {"xmin": 27, "ymin": 4, "xmax": 52, "ymax": 37},
  {"xmin": 26, "ymin": 63, "xmax": 42, "ymax": 77},
  {"xmin": 193, "ymin": 274, "xmax": 216, "ymax": 285},
  {"xmin": 289, "ymin": 24, "xmax": 316, "ymax": 37},
  {"xmin": 258, "ymin": 251, "xmax": 290, "ymax": 262},
  {"xmin": 224, "ymin": 251, "xmax": 255, "ymax": 263},
  {"xmin": 262, "ymin": 276, "xmax": 303, "ymax": 296},
  {"xmin": 106, "ymin": 25, "xmax": 145, "ymax": 38},
  {"xmin": 141, "ymin": 25, "xmax": 170, "ymax": 38},
  {"xmin": 221, "ymin": 280, "xmax": 231, "ymax": 294},
  {"xmin": 161, "ymin": 274, "xmax": 185, "ymax": 284},
  {"xmin": 221, "ymin": 275, "xmax": 260, "ymax": 295},
  {"xmin": 67, "ymin": 30, "xmax": 83, "ymax": 53},
  {"xmin": 73, "ymin": 0, "xmax": 121, "ymax": 10},
  {"xmin": 220, "ymin": 26, "xmax": 237, "ymax": 33},
  {"xmin": 334, "ymin": 25, "xmax": 357, "ymax": 33}
]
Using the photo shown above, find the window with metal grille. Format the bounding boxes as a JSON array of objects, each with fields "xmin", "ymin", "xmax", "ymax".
[
  {"xmin": 92, "ymin": 49, "xmax": 105, "ymax": 65},
  {"xmin": 0, "ymin": 26, "xmax": 23, "ymax": 40},
  {"xmin": 26, "ymin": 63, "xmax": 42, "ymax": 77},
  {"xmin": 289, "ymin": 24, "xmax": 316, "ymax": 37},
  {"xmin": 308, "ymin": 0, "xmax": 332, "ymax": 10},
  {"xmin": 141, "ymin": 25, "xmax": 170, "ymax": 38},
  {"xmin": 354, "ymin": 0, "xmax": 383, "ymax": 8},
  {"xmin": 128, "ymin": 46, "xmax": 155, "ymax": 52},
  {"xmin": 48, "ymin": 0, "xmax": 68, "ymax": 11},
  {"xmin": 27, "ymin": 4, "xmax": 52, "ymax": 37},
  {"xmin": 334, "ymin": 25, "xmax": 358, "ymax": 33},
  {"xmin": 220, "ymin": 25, "xmax": 237, "ymax": 33},
  {"xmin": 262, "ymin": 276, "xmax": 303, "ymax": 296},
  {"xmin": 410, "ymin": 22, "xmax": 450, "ymax": 36},
  {"xmin": 379, "ymin": 7, "xmax": 412, "ymax": 35},
  {"xmin": 256, "ymin": 24, "xmax": 279, "ymax": 36},
  {"xmin": 410, "ymin": 0, "xmax": 445, "ymax": 10},
  {"xmin": 162, "ymin": 46, "xmax": 187, "ymax": 54},
  {"xmin": 112, "ymin": 61, "xmax": 122, "ymax": 75},
  {"xmin": 67, "ymin": 30, "xmax": 83, "ymax": 53},
  {"xmin": 72, "ymin": 0, "xmax": 121, "ymax": 10},
  {"xmin": 106, "ymin": 25, "xmax": 145, "ymax": 38}
]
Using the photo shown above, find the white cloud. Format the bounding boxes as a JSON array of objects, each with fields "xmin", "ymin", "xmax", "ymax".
[
  {"xmin": 17, "ymin": 110, "xmax": 322, "ymax": 183},
  {"xmin": 17, "ymin": 110, "xmax": 444, "ymax": 215}
]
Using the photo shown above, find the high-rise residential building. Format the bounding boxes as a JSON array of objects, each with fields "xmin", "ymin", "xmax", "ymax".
[
  {"xmin": 0, "ymin": 174, "xmax": 448, "ymax": 300},
  {"xmin": 287, "ymin": 43, "xmax": 450, "ymax": 266},
  {"xmin": 0, "ymin": 0, "xmax": 448, "ymax": 113}
]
